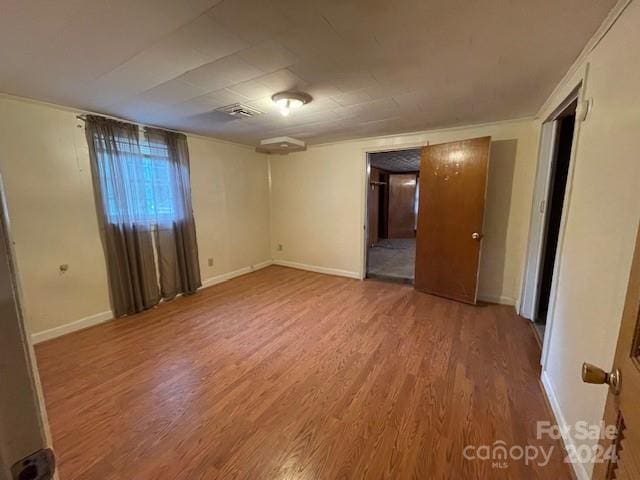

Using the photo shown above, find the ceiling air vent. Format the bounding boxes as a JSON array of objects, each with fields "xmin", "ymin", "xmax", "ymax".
[{"xmin": 216, "ymin": 103, "xmax": 263, "ymax": 118}]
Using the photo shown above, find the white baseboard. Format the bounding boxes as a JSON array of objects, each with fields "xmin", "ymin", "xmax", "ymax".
[
  {"xmin": 201, "ymin": 259, "xmax": 273, "ymax": 288},
  {"xmin": 31, "ymin": 260, "xmax": 274, "ymax": 344},
  {"xmin": 31, "ymin": 310, "xmax": 113, "ymax": 344},
  {"xmin": 541, "ymin": 370, "xmax": 590, "ymax": 480},
  {"xmin": 477, "ymin": 293, "xmax": 516, "ymax": 306},
  {"xmin": 272, "ymin": 259, "xmax": 361, "ymax": 279}
]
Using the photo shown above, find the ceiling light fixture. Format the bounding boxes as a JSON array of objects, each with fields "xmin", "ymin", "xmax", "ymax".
[{"xmin": 271, "ymin": 91, "xmax": 312, "ymax": 117}]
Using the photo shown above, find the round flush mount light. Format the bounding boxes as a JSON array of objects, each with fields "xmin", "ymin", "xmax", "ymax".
[{"xmin": 271, "ymin": 91, "xmax": 312, "ymax": 117}]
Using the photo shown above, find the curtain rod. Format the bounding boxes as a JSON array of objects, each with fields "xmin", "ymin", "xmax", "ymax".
[{"xmin": 75, "ymin": 113, "xmax": 184, "ymax": 135}]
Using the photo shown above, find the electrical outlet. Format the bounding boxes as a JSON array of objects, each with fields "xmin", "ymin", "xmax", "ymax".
[
  {"xmin": 207, "ymin": 258, "xmax": 214, "ymax": 267},
  {"xmin": 277, "ymin": 244, "xmax": 283, "ymax": 251}
]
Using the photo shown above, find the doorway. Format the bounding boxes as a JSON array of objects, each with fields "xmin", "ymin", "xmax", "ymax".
[
  {"xmin": 365, "ymin": 148, "xmax": 420, "ymax": 283},
  {"xmin": 534, "ymin": 101, "xmax": 576, "ymax": 340}
]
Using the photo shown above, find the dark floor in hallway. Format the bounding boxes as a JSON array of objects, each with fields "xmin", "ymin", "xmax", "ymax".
[{"xmin": 367, "ymin": 238, "xmax": 416, "ymax": 282}]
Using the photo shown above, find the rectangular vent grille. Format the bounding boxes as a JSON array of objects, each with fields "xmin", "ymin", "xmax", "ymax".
[{"xmin": 216, "ymin": 103, "xmax": 263, "ymax": 118}]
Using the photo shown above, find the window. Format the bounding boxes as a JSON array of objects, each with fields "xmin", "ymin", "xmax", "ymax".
[
  {"xmin": 94, "ymin": 131, "xmax": 184, "ymax": 226},
  {"xmin": 85, "ymin": 115, "xmax": 201, "ymax": 313}
]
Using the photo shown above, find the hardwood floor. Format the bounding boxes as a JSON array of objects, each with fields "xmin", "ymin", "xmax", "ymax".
[{"xmin": 35, "ymin": 266, "xmax": 573, "ymax": 479}]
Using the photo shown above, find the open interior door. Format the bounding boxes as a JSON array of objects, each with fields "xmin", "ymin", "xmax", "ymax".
[
  {"xmin": 415, "ymin": 137, "xmax": 491, "ymax": 303},
  {"xmin": 586, "ymin": 222, "xmax": 640, "ymax": 479},
  {"xmin": 0, "ymin": 181, "xmax": 55, "ymax": 479}
]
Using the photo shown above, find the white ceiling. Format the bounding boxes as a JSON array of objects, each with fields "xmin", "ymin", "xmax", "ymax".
[
  {"xmin": 370, "ymin": 149, "xmax": 421, "ymax": 173},
  {"xmin": 0, "ymin": 0, "xmax": 616, "ymax": 145}
]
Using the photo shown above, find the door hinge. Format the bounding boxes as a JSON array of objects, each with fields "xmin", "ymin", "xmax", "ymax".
[
  {"xmin": 539, "ymin": 200, "xmax": 546, "ymax": 214},
  {"xmin": 11, "ymin": 448, "xmax": 55, "ymax": 480}
]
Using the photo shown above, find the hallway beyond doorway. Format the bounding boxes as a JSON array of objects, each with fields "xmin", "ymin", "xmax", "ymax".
[{"xmin": 367, "ymin": 238, "xmax": 415, "ymax": 283}]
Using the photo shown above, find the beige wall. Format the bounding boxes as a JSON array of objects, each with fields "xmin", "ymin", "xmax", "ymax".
[
  {"xmin": 189, "ymin": 135, "xmax": 271, "ymax": 282},
  {"xmin": 269, "ymin": 119, "xmax": 539, "ymax": 304},
  {"xmin": 536, "ymin": 2, "xmax": 640, "ymax": 478},
  {"xmin": 0, "ymin": 96, "xmax": 271, "ymax": 338}
]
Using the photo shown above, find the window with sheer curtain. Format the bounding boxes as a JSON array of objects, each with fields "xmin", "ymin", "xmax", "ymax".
[
  {"xmin": 85, "ymin": 116, "xmax": 201, "ymax": 317},
  {"xmin": 95, "ymin": 132, "xmax": 185, "ymax": 226}
]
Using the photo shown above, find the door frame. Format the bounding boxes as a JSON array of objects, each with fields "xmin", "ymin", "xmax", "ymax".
[
  {"xmin": 0, "ymin": 173, "xmax": 55, "ymax": 478},
  {"xmin": 360, "ymin": 143, "xmax": 427, "ymax": 280},
  {"xmin": 519, "ymin": 120, "xmax": 558, "ymax": 321},
  {"xmin": 519, "ymin": 64, "xmax": 590, "ymax": 367}
]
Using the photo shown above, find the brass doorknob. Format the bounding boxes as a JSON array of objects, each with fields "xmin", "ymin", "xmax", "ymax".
[
  {"xmin": 582, "ymin": 362, "xmax": 621, "ymax": 395},
  {"xmin": 471, "ymin": 232, "xmax": 482, "ymax": 240}
]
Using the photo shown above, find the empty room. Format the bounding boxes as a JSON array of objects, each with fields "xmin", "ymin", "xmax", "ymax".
[{"xmin": 1, "ymin": 1, "xmax": 640, "ymax": 479}]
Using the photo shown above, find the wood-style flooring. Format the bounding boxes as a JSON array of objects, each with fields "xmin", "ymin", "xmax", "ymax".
[{"xmin": 35, "ymin": 266, "xmax": 573, "ymax": 479}]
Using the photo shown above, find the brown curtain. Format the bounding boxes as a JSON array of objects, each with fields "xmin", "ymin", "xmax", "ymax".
[
  {"xmin": 85, "ymin": 116, "xmax": 200, "ymax": 316},
  {"xmin": 145, "ymin": 128, "xmax": 201, "ymax": 299},
  {"xmin": 85, "ymin": 116, "xmax": 159, "ymax": 316}
]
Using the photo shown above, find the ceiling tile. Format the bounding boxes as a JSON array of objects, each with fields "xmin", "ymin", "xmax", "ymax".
[
  {"xmin": 90, "ymin": 48, "xmax": 189, "ymax": 108},
  {"xmin": 164, "ymin": 14, "xmax": 248, "ymax": 63},
  {"xmin": 238, "ymin": 40, "xmax": 299, "ymax": 74},
  {"xmin": 180, "ymin": 55, "xmax": 263, "ymax": 92},
  {"xmin": 370, "ymin": 148, "xmax": 422, "ymax": 173},
  {"xmin": 135, "ymin": 79, "xmax": 209, "ymax": 105},
  {"xmin": 226, "ymin": 79, "xmax": 274, "ymax": 101},
  {"xmin": 306, "ymin": 83, "xmax": 345, "ymax": 100},
  {"xmin": 332, "ymin": 70, "xmax": 379, "ymax": 93},
  {"xmin": 287, "ymin": 57, "xmax": 338, "ymax": 85},
  {"xmin": 331, "ymin": 90, "xmax": 374, "ymax": 107},
  {"xmin": 256, "ymin": 69, "xmax": 308, "ymax": 92},
  {"xmin": 276, "ymin": 15, "xmax": 344, "ymax": 59},
  {"xmin": 207, "ymin": 0, "xmax": 294, "ymax": 44}
]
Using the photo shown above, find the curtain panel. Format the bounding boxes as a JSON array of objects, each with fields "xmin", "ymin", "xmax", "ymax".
[
  {"xmin": 85, "ymin": 115, "xmax": 200, "ymax": 317},
  {"xmin": 145, "ymin": 128, "xmax": 201, "ymax": 299}
]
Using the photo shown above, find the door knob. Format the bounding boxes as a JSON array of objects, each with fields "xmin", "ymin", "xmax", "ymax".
[
  {"xmin": 471, "ymin": 232, "xmax": 482, "ymax": 240},
  {"xmin": 581, "ymin": 362, "xmax": 621, "ymax": 395}
]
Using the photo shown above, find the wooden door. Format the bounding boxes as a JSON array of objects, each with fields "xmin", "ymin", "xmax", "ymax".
[
  {"xmin": 591, "ymin": 223, "xmax": 640, "ymax": 479},
  {"xmin": 388, "ymin": 173, "xmax": 417, "ymax": 238},
  {"xmin": 415, "ymin": 137, "xmax": 491, "ymax": 303}
]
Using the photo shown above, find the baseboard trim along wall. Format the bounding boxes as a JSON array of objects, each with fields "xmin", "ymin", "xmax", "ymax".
[
  {"xmin": 201, "ymin": 260, "xmax": 273, "ymax": 288},
  {"xmin": 541, "ymin": 371, "xmax": 589, "ymax": 480},
  {"xmin": 272, "ymin": 259, "xmax": 361, "ymax": 280},
  {"xmin": 477, "ymin": 294, "xmax": 517, "ymax": 306},
  {"xmin": 31, "ymin": 260, "xmax": 274, "ymax": 344},
  {"xmin": 31, "ymin": 310, "xmax": 113, "ymax": 344},
  {"xmin": 30, "ymin": 260, "xmax": 515, "ymax": 343},
  {"xmin": 273, "ymin": 260, "xmax": 516, "ymax": 305}
]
